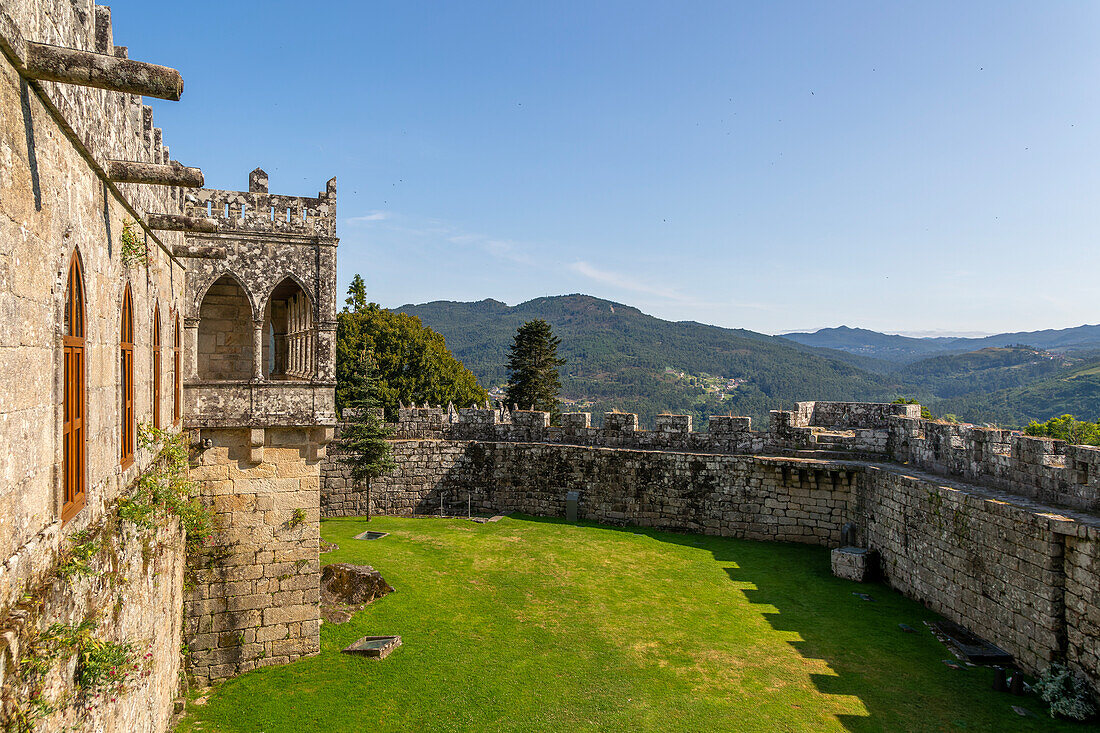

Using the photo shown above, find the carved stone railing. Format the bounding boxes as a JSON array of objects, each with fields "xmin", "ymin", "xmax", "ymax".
[
  {"xmin": 183, "ymin": 175, "xmax": 336, "ymax": 237},
  {"xmin": 184, "ymin": 381, "xmax": 336, "ymax": 428}
]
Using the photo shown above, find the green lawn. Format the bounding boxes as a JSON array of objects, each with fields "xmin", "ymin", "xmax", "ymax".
[{"xmin": 177, "ymin": 516, "xmax": 1082, "ymax": 732}]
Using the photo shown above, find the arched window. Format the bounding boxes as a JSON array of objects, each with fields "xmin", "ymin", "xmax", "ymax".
[
  {"xmin": 173, "ymin": 313, "xmax": 181, "ymax": 424},
  {"xmin": 62, "ymin": 252, "xmax": 86, "ymax": 522},
  {"xmin": 152, "ymin": 302, "xmax": 161, "ymax": 430},
  {"xmin": 263, "ymin": 277, "xmax": 314, "ymax": 380},
  {"xmin": 121, "ymin": 284, "xmax": 135, "ymax": 467},
  {"xmin": 198, "ymin": 275, "xmax": 254, "ymax": 380}
]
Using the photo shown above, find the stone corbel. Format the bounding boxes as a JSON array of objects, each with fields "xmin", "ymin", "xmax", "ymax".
[
  {"xmin": 249, "ymin": 428, "xmax": 265, "ymax": 464},
  {"xmin": 308, "ymin": 426, "xmax": 334, "ymax": 461}
]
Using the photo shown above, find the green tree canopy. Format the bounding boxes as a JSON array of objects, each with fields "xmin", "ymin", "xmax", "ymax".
[
  {"xmin": 891, "ymin": 397, "xmax": 933, "ymax": 420},
  {"xmin": 1025, "ymin": 414, "xmax": 1100, "ymax": 446},
  {"xmin": 336, "ymin": 278, "xmax": 488, "ymax": 416},
  {"xmin": 505, "ymin": 319, "xmax": 566, "ymax": 419}
]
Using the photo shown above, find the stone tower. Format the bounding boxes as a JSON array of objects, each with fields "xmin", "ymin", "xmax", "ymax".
[{"xmin": 180, "ymin": 170, "xmax": 338, "ymax": 682}]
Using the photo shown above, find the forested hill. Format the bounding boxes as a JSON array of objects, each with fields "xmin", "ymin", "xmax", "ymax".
[
  {"xmin": 395, "ymin": 295, "xmax": 894, "ymax": 426},
  {"xmin": 783, "ymin": 324, "xmax": 1100, "ymax": 363}
]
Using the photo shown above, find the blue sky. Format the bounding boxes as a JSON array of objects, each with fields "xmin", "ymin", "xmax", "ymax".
[{"xmin": 111, "ymin": 1, "xmax": 1100, "ymax": 335}]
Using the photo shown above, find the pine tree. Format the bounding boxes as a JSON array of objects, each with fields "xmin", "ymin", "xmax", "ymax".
[
  {"xmin": 338, "ymin": 349, "xmax": 395, "ymax": 482},
  {"xmin": 504, "ymin": 319, "xmax": 565, "ymax": 420},
  {"xmin": 345, "ymin": 274, "xmax": 368, "ymax": 313}
]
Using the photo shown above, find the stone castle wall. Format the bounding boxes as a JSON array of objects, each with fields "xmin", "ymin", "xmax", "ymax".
[
  {"xmin": 321, "ymin": 401, "xmax": 1100, "ymax": 693},
  {"xmin": 0, "ymin": 2, "xmax": 192, "ymax": 730},
  {"xmin": 196, "ymin": 279, "xmax": 255, "ymax": 380},
  {"xmin": 888, "ymin": 417, "xmax": 1100, "ymax": 512},
  {"xmin": 1, "ymin": 520, "xmax": 186, "ymax": 732},
  {"xmin": 185, "ymin": 428, "xmax": 322, "ymax": 684},
  {"xmin": 180, "ymin": 168, "xmax": 339, "ymax": 683},
  {"xmin": 858, "ymin": 466, "xmax": 1097, "ymax": 680}
]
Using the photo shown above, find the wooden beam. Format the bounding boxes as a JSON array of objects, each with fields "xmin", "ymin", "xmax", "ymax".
[
  {"xmin": 172, "ymin": 244, "xmax": 226, "ymax": 260},
  {"xmin": 107, "ymin": 160, "xmax": 204, "ymax": 188},
  {"xmin": 146, "ymin": 214, "xmax": 217, "ymax": 233},
  {"xmin": 25, "ymin": 42, "xmax": 183, "ymax": 101}
]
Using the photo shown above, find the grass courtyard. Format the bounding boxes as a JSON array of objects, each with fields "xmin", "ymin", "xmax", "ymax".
[{"xmin": 177, "ymin": 516, "xmax": 1082, "ymax": 732}]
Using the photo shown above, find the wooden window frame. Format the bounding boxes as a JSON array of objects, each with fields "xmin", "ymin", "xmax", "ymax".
[
  {"xmin": 62, "ymin": 252, "xmax": 86, "ymax": 523},
  {"xmin": 152, "ymin": 302, "xmax": 161, "ymax": 430},
  {"xmin": 121, "ymin": 284, "xmax": 135, "ymax": 468},
  {"xmin": 173, "ymin": 313, "xmax": 181, "ymax": 425}
]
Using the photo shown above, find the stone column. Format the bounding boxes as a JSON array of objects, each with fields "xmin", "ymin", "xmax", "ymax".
[
  {"xmin": 252, "ymin": 319, "xmax": 265, "ymax": 381},
  {"xmin": 184, "ymin": 317, "xmax": 200, "ymax": 380},
  {"xmin": 315, "ymin": 322, "xmax": 336, "ymax": 382}
]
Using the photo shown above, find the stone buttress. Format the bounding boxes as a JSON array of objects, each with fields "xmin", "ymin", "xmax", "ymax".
[{"xmin": 182, "ymin": 170, "xmax": 337, "ymax": 683}]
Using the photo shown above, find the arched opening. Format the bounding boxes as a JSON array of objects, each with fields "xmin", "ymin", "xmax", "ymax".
[
  {"xmin": 197, "ymin": 275, "xmax": 254, "ymax": 380},
  {"xmin": 173, "ymin": 313, "xmax": 181, "ymax": 424},
  {"xmin": 152, "ymin": 302, "xmax": 161, "ymax": 429},
  {"xmin": 263, "ymin": 278, "xmax": 314, "ymax": 380},
  {"xmin": 121, "ymin": 283, "xmax": 135, "ymax": 467},
  {"xmin": 63, "ymin": 252, "xmax": 86, "ymax": 522}
]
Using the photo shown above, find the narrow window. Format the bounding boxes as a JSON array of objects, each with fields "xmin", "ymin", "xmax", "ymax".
[
  {"xmin": 173, "ymin": 313, "xmax": 181, "ymax": 424},
  {"xmin": 121, "ymin": 284, "xmax": 135, "ymax": 467},
  {"xmin": 62, "ymin": 253, "xmax": 86, "ymax": 522},
  {"xmin": 152, "ymin": 302, "xmax": 161, "ymax": 430}
]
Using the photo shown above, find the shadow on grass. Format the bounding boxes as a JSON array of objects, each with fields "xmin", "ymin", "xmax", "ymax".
[{"xmin": 505, "ymin": 513, "xmax": 1073, "ymax": 733}]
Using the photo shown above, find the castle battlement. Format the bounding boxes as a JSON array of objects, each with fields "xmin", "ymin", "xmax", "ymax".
[
  {"xmin": 364, "ymin": 401, "xmax": 1099, "ymax": 512},
  {"xmin": 184, "ymin": 169, "xmax": 337, "ymax": 238}
]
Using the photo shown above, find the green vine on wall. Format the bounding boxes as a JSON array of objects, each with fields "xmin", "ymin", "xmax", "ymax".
[
  {"xmin": 1, "ymin": 426, "xmax": 214, "ymax": 731},
  {"xmin": 119, "ymin": 218, "xmax": 148, "ymax": 268},
  {"xmin": 124, "ymin": 424, "xmax": 214, "ymax": 555}
]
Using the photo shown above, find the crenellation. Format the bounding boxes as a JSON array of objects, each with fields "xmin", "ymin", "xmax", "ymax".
[{"xmin": 182, "ymin": 178, "xmax": 338, "ymax": 238}]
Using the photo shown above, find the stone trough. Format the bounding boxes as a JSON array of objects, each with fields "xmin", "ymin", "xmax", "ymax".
[{"xmin": 929, "ymin": 620, "xmax": 1014, "ymax": 666}]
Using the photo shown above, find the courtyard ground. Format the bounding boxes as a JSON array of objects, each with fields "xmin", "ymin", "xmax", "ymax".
[{"xmin": 176, "ymin": 515, "xmax": 1083, "ymax": 732}]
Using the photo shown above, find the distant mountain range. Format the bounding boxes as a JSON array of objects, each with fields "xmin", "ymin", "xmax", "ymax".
[
  {"xmin": 782, "ymin": 324, "xmax": 1100, "ymax": 363},
  {"xmin": 394, "ymin": 295, "xmax": 1100, "ymax": 428}
]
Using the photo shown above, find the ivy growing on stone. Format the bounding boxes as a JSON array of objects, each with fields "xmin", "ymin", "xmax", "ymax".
[
  {"xmin": 57, "ymin": 530, "xmax": 101, "ymax": 580},
  {"xmin": 122, "ymin": 424, "xmax": 214, "ymax": 555},
  {"xmin": 1034, "ymin": 663, "xmax": 1097, "ymax": 721},
  {"xmin": 118, "ymin": 218, "xmax": 148, "ymax": 268}
]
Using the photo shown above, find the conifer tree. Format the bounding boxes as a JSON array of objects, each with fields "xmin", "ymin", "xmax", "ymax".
[
  {"xmin": 504, "ymin": 319, "xmax": 566, "ymax": 420},
  {"xmin": 338, "ymin": 349, "xmax": 395, "ymax": 482},
  {"xmin": 345, "ymin": 274, "xmax": 368, "ymax": 313}
]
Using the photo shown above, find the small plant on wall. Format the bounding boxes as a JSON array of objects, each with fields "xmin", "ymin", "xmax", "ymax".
[{"xmin": 119, "ymin": 218, "xmax": 148, "ymax": 267}]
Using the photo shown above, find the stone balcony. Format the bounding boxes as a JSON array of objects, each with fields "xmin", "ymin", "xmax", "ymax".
[{"xmin": 184, "ymin": 380, "xmax": 336, "ymax": 429}]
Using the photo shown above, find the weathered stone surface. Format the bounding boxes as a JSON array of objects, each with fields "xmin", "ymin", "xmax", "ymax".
[
  {"xmin": 25, "ymin": 40, "xmax": 184, "ymax": 100},
  {"xmin": 831, "ymin": 547, "xmax": 874, "ymax": 582},
  {"xmin": 0, "ymin": 2, "xmax": 193, "ymax": 729},
  {"xmin": 321, "ymin": 564, "xmax": 394, "ymax": 605},
  {"xmin": 106, "ymin": 159, "xmax": 203, "ymax": 187}
]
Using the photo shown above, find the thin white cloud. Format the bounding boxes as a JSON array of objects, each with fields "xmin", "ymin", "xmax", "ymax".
[
  {"xmin": 346, "ymin": 210, "xmax": 390, "ymax": 224},
  {"xmin": 380, "ymin": 215, "xmax": 534, "ymax": 264},
  {"xmin": 570, "ymin": 260, "xmax": 688, "ymax": 301},
  {"xmin": 569, "ymin": 261, "xmax": 771, "ymax": 314}
]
